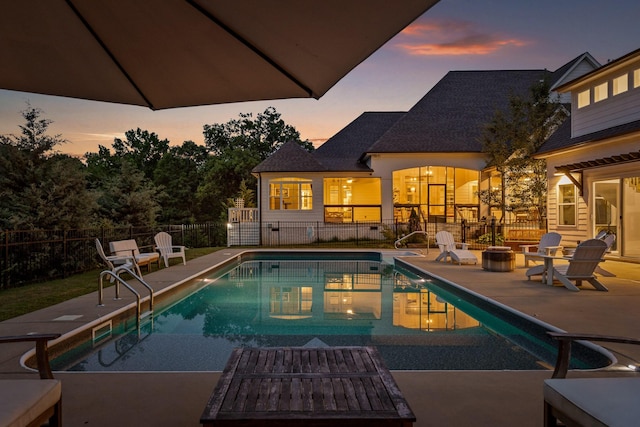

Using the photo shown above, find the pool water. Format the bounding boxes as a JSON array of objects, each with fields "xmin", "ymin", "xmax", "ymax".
[{"xmin": 51, "ymin": 252, "xmax": 611, "ymax": 371}]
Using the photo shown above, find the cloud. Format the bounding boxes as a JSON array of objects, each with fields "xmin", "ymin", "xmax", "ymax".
[{"xmin": 395, "ymin": 19, "xmax": 529, "ymax": 56}]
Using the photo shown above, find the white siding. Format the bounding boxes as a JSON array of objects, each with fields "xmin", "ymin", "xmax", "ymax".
[{"xmin": 571, "ymin": 63, "xmax": 640, "ymax": 137}]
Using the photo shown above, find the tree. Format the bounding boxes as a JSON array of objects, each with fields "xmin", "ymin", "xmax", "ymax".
[
  {"xmin": 0, "ymin": 106, "xmax": 96, "ymax": 230},
  {"xmin": 199, "ymin": 107, "xmax": 312, "ymax": 220},
  {"xmin": 96, "ymin": 161, "xmax": 160, "ymax": 227},
  {"xmin": 481, "ymin": 79, "xmax": 567, "ymax": 222},
  {"xmin": 154, "ymin": 141, "xmax": 208, "ymax": 223},
  {"xmin": 112, "ymin": 128, "xmax": 170, "ymax": 180}
]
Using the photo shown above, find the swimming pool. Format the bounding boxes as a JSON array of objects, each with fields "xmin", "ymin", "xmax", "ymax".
[{"xmin": 50, "ymin": 251, "xmax": 612, "ymax": 372}]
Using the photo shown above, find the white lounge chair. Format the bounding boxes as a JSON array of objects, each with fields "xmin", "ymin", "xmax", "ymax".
[
  {"xmin": 435, "ymin": 231, "xmax": 477, "ymax": 265},
  {"xmin": 544, "ymin": 331, "xmax": 640, "ymax": 427},
  {"xmin": 551, "ymin": 239, "xmax": 608, "ymax": 292},
  {"xmin": 109, "ymin": 239, "xmax": 160, "ymax": 273},
  {"xmin": 154, "ymin": 232, "xmax": 186, "ymax": 267},
  {"xmin": 95, "ymin": 238, "xmax": 138, "ymax": 278}
]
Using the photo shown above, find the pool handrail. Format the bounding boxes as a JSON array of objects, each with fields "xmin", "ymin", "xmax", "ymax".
[
  {"xmin": 394, "ymin": 231, "xmax": 429, "ymax": 252},
  {"xmin": 98, "ymin": 267, "xmax": 154, "ymax": 327}
]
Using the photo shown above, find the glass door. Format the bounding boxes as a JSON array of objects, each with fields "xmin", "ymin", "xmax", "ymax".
[
  {"xmin": 622, "ymin": 177, "xmax": 640, "ymax": 257},
  {"xmin": 593, "ymin": 180, "xmax": 619, "ymax": 252},
  {"xmin": 428, "ymin": 184, "xmax": 446, "ymax": 222}
]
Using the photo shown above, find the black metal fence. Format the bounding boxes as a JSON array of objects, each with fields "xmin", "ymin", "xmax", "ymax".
[
  {"xmin": 0, "ymin": 218, "xmax": 544, "ymax": 289},
  {"xmin": 0, "ymin": 224, "xmax": 227, "ymax": 289}
]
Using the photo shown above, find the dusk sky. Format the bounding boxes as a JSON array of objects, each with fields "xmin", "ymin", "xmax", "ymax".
[{"xmin": 1, "ymin": 0, "xmax": 640, "ymax": 156}]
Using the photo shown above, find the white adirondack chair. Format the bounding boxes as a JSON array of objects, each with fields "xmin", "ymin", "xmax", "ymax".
[
  {"xmin": 434, "ymin": 230, "xmax": 477, "ymax": 265},
  {"xmin": 154, "ymin": 232, "xmax": 186, "ymax": 267},
  {"xmin": 521, "ymin": 232, "xmax": 563, "ymax": 267},
  {"xmin": 551, "ymin": 239, "xmax": 608, "ymax": 291}
]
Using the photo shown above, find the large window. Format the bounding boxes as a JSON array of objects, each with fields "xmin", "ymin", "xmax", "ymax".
[
  {"xmin": 634, "ymin": 69, "xmax": 640, "ymax": 89},
  {"xmin": 323, "ymin": 177, "xmax": 381, "ymax": 222},
  {"xmin": 558, "ymin": 184, "xmax": 576, "ymax": 226},
  {"xmin": 269, "ymin": 178, "xmax": 312, "ymax": 210},
  {"xmin": 392, "ymin": 166, "xmax": 479, "ymax": 223}
]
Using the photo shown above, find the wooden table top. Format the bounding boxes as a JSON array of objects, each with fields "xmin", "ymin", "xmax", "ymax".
[{"xmin": 200, "ymin": 346, "xmax": 415, "ymax": 426}]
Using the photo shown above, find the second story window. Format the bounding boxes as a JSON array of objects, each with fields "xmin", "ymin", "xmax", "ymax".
[
  {"xmin": 577, "ymin": 89, "xmax": 590, "ymax": 108},
  {"xmin": 594, "ymin": 82, "xmax": 608, "ymax": 103},
  {"xmin": 613, "ymin": 74, "xmax": 628, "ymax": 95}
]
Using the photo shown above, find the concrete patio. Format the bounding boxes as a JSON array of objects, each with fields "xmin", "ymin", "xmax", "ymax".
[{"xmin": 1, "ymin": 248, "xmax": 639, "ymax": 426}]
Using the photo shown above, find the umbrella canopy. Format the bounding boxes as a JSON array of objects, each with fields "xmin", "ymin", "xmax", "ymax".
[{"xmin": 0, "ymin": 0, "xmax": 438, "ymax": 110}]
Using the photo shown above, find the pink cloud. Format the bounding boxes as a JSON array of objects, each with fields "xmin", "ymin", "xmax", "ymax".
[{"xmin": 395, "ymin": 19, "xmax": 530, "ymax": 56}]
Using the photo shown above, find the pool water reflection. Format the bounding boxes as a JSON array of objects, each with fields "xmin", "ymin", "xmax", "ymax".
[{"xmin": 51, "ymin": 253, "xmax": 611, "ymax": 372}]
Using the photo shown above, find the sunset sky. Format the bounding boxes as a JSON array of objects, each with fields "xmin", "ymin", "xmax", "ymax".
[{"xmin": 1, "ymin": 0, "xmax": 640, "ymax": 156}]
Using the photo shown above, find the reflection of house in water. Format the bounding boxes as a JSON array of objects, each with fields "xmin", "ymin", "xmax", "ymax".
[
  {"xmin": 226, "ymin": 260, "xmax": 479, "ymax": 332},
  {"xmin": 392, "ymin": 274, "xmax": 479, "ymax": 331}
]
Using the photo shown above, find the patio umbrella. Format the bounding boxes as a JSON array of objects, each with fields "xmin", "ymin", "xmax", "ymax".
[{"xmin": 0, "ymin": 0, "xmax": 438, "ymax": 110}]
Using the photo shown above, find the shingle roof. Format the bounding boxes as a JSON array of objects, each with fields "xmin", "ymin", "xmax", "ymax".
[
  {"xmin": 537, "ymin": 118, "xmax": 640, "ymax": 155},
  {"xmin": 367, "ymin": 70, "xmax": 552, "ymax": 153},
  {"xmin": 252, "ymin": 141, "xmax": 326, "ymax": 173},
  {"xmin": 314, "ymin": 111, "xmax": 405, "ymax": 171}
]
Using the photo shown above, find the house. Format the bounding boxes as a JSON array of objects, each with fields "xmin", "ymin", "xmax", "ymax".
[
  {"xmin": 536, "ymin": 48, "xmax": 640, "ymax": 260},
  {"xmin": 246, "ymin": 53, "xmax": 600, "ymax": 245}
]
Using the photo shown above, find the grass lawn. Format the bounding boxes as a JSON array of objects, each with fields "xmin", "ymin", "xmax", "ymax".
[{"xmin": 0, "ymin": 247, "xmax": 221, "ymax": 322}]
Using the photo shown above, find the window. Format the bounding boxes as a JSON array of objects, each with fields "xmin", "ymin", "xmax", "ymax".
[
  {"xmin": 613, "ymin": 74, "xmax": 628, "ymax": 95},
  {"xmin": 635, "ymin": 69, "xmax": 640, "ymax": 89},
  {"xmin": 323, "ymin": 177, "xmax": 381, "ymax": 222},
  {"xmin": 558, "ymin": 184, "xmax": 576, "ymax": 226},
  {"xmin": 577, "ymin": 89, "xmax": 590, "ymax": 108},
  {"xmin": 269, "ymin": 178, "xmax": 312, "ymax": 210},
  {"xmin": 594, "ymin": 82, "xmax": 608, "ymax": 102}
]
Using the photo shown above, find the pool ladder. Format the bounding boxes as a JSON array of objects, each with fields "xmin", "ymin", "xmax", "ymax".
[
  {"xmin": 98, "ymin": 266, "xmax": 154, "ymax": 327},
  {"xmin": 394, "ymin": 231, "xmax": 429, "ymax": 252}
]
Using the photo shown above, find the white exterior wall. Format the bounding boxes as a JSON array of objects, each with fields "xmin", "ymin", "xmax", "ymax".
[
  {"xmin": 545, "ymin": 137, "xmax": 640, "ymax": 246},
  {"xmin": 256, "ymin": 173, "xmax": 326, "ymax": 223},
  {"xmin": 570, "ymin": 63, "xmax": 640, "ymax": 137}
]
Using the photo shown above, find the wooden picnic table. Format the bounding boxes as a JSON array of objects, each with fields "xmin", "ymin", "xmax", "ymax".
[{"xmin": 200, "ymin": 346, "xmax": 415, "ymax": 426}]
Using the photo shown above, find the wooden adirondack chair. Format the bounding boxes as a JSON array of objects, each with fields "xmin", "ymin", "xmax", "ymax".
[{"xmin": 551, "ymin": 239, "xmax": 608, "ymax": 291}]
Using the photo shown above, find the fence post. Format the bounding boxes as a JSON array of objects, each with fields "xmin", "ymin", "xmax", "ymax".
[
  {"xmin": 63, "ymin": 229, "xmax": 68, "ymax": 278},
  {"xmin": 461, "ymin": 219, "xmax": 467, "ymax": 243},
  {"xmin": 491, "ymin": 217, "xmax": 496, "ymax": 246}
]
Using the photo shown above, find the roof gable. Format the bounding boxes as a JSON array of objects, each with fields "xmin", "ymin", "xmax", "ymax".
[
  {"xmin": 549, "ymin": 52, "xmax": 601, "ymax": 92},
  {"xmin": 368, "ymin": 69, "xmax": 551, "ymax": 154},
  {"xmin": 252, "ymin": 141, "xmax": 326, "ymax": 173}
]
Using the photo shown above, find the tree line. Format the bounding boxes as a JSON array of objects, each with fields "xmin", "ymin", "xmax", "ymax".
[{"xmin": 0, "ymin": 105, "xmax": 313, "ymax": 231}]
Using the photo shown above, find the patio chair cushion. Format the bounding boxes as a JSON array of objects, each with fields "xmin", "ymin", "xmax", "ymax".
[
  {"xmin": 0, "ymin": 379, "xmax": 61, "ymax": 427},
  {"xmin": 544, "ymin": 377, "xmax": 640, "ymax": 427}
]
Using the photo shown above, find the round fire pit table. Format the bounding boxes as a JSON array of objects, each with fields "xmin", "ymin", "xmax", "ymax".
[{"xmin": 482, "ymin": 246, "xmax": 515, "ymax": 272}]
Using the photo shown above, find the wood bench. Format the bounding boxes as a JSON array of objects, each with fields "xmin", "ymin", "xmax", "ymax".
[
  {"xmin": 109, "ymin": 239, "xmax": 160, "ymax": 274},
  {"xmin": 0, "ymin": 334, "xmax": 62, "ymax": 427}
]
